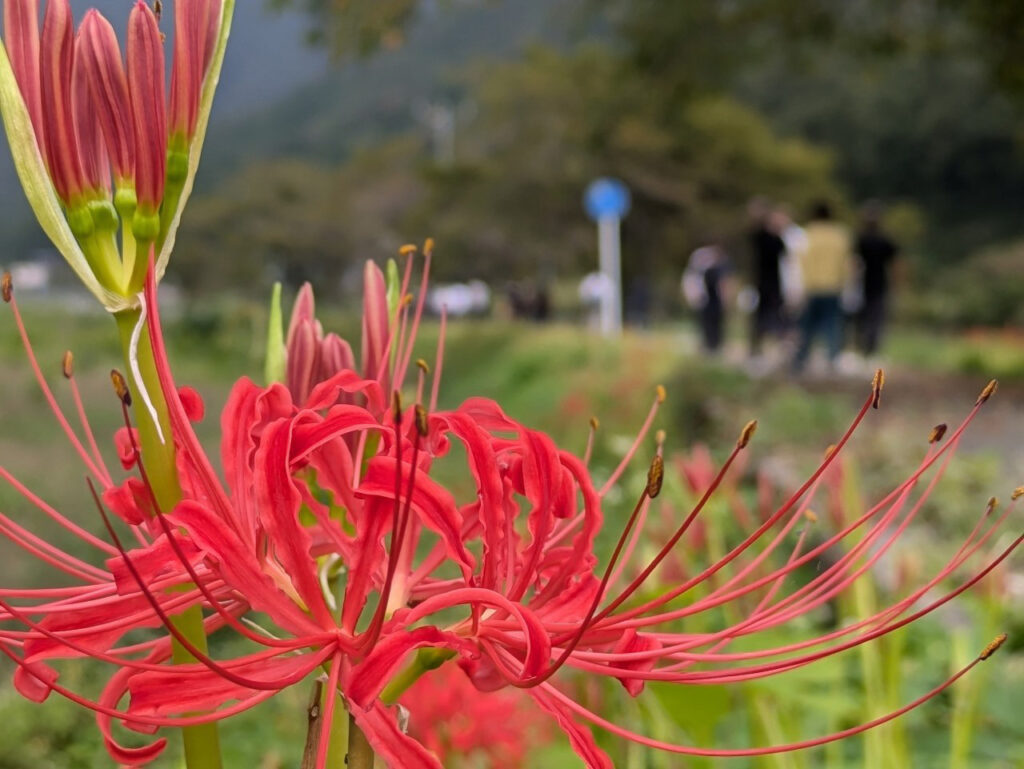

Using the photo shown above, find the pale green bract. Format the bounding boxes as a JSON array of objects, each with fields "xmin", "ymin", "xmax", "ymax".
[
  {"xmin": 0, "ymin": 0, "xmax": 236, "ymax": 312},
  {"xmin": 155, "ymin": 0, "xmax": 235, "ymax": 285},
  {"xmin": 264, "ymin": 281, "xmax": 286, "ymax": 385}
]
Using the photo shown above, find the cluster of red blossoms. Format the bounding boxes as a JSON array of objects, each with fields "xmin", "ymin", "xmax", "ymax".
[{"xmin": 0, "ymin": 244, "xmax": 1019, "ymax": 768}]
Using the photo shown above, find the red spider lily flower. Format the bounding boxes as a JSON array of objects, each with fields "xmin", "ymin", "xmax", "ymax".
[
  {"xmin": 1, "ymin": 255, "xmax": 1020, "ymax": 769},
  {"xmin": 399, "ymin": 663, "xmax": 552, "ymax": 768}
]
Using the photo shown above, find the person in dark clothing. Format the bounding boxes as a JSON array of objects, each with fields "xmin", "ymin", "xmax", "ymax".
[
  {"xmin": 855, "ymin": 203, "xmax": 898, "ymax": 357},
  {"xmin": 682, "ymin": 244, "xmax": 732, "ymax": 353},
  {"xmin": 748, "ymin": 201, "xmax": 787, "ymax": 356}
]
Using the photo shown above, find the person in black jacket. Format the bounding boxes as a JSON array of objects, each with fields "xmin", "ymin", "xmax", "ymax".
[
  {"xmin": 855, "ymin": 202, "xmax": 899, "ymax": 358},
  {"xmin": 747, "ymin": 198, "xmax": 787, "ymax": 358}
]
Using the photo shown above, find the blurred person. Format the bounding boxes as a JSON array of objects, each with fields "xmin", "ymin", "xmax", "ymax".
[
  {"xmin": 792, "ymin": 201, "xmax": 854, "ymax": 374},
  {"xmin": 579, "ymin": 271, "xmax": 612, "ymax": 330},
  {"xmin": 772, "ymin": 205, "xmax": 807, "ymax": 311},
  {"xmin": 682, "ymin": 241, "xmax": 733, "ymax": 353},
  {"xmin": 747, "ymin": 197, "xmax": 787, "ymax": 359},
  {"xmin": 855, "ymin": 201, "xmax": 899, "ymax": 360}
]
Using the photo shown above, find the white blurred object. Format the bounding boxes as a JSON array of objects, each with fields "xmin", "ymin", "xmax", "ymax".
[
  {"xmin": 780, "ymin": 224, "xmax": 807, "ymax": 308},
  {"xmin": 681, "ymin": 246, "xmax": 716, "ymax": 310},
  {"xmin": 7, "ymin": 261, "xmax": 51, "ymax": 292},
  {"xmin": 736, "ymin": 286, "xmax": 759, "ymax": 314},
  {"xmin": 427, "ymin": 281, "xmax": 491, "ymax": 317}
]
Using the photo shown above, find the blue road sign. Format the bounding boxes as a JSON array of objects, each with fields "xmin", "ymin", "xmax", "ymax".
[{"xmin": 584, "ymin": 177, "xmax": 631, "ymax": 221}]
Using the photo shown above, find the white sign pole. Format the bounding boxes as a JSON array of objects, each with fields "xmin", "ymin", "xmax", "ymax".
[{"xmin": 598, "ymin": 214, "xmax": 622, "ymax": 336}]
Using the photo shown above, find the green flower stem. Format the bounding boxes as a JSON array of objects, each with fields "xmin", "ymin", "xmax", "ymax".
[
  {"xmin": 114, "ymin": 308, "xmax": 223, "ymax": 769},
  {"xmin": 346, "ymin": 714, "xmax": 375, "ymax": 769},
  {"xmin": 80, "ymin": 230, "xmax": 123, "ymax": 296},
  {"xmin": 380, "ymin": 647, "xmax": 456, "ymax": 704}
]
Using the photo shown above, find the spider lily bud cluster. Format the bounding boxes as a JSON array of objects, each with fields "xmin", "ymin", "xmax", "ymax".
[
  {"xmin": 0, "ymin": 0, "xmax": 232, "ymax": 309},
  {"xmin": 0, "ymin": 249, "xmax": 1020, "ymax": 768}
]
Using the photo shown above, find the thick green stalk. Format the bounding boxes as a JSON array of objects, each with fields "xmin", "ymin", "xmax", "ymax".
[
  {"xmin": 346, "ymin": 714, "xmax": 376, "ymax": 769},
  {"xmin": 114, "ymin": 309, "xmax": 223, "ymax": 769}
]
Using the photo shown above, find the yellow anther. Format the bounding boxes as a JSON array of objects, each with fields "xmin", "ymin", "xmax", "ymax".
[
  {"xmin": 110, "ymin": 370, "xmax": 131, "ymax": 406},
  {"xmin": 980, "ymin": 633, "xmax": 1007, "ymax": 661},
  {"xmin": 738, "ymin": 420, "xmax": 757, "ymax": 449},
  {"xmin": 871, "ymin": 369, "xmax": 885, "ymax": 409},
  {"xmin": 62, "ymin": 351, "xmax": 74, "ymax": 379},
  {"xmin": 646, "ymin": 455, "xmax": 664, "ymax": 498},
  {"xmin": 977, "ymin": 379, "xmax": 998, "ymax": 405}
]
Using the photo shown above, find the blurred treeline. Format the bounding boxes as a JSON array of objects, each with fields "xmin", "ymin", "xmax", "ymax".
[{"xmin": 172, "ymin": 0, "xmax": 1024, "ymax": 325}]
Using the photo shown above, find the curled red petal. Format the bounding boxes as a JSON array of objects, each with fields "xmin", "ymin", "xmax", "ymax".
[
  {"xmin": 358, "ymin": 455, "xmax": 476, "ymax": 581},
  {"xmin": 347, "ymin": 626, "xmax": 476, "ymax": 709},
  {"xmin": 13, "ymin": 658, "xmax": 58, "ymax": 702},
  {"xmin": 128, "ymin": 652, "xmax": 318, "ymax": 716},
  {"xmin": 172, "ymin": 500, "xmax": 325, "ymax": 638},
  {"xmin": 348, "ymin": 699, "xmax": 444, "ymax": 769},
  {"xmin": 610, "ymin": 629, "xmax": 662, "ymax": 697},
  {"xmin": 178, "ymin": 385, "xmax": 205, "ymax": 422},
  {"xmin": 254, "ymin": 418, "xmax": 335, "ymax": 628}
]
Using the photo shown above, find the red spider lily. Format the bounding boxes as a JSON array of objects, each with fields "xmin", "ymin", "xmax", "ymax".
[
  {"xmin": 1, "ymin": 254, "xmax": 1020, "ymax": 769},
  {"xmin": 399, "ymin": 663, "xmax": 552, "ymax": 769}
]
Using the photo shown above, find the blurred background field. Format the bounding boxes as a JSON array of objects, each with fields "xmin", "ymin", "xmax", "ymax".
[{"xmin": 2, "ymin": 0, "xmax": 1024, "ymax": 766}]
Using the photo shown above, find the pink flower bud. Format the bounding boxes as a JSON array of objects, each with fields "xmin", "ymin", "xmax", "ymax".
[
  {"xmin": 76, "ymin": 10, "xmax": 134, "ymax": 185},
  {"xmin": 126, "ymin": 1, "xmax": 165, "ymax": 213},
  {"xmin": 40, "ymin": 0, "xmax": 85, "ymax": 203},
  {"xmin": 170, "ymin": 0, "xmax": 220, "ymax": 139},
  {"xmin": 361, "ymin": 261, "xmax": 390, "ymax": 385},
  {"xmin": 71, "ymin": 33, "xmax": 110, "ymax": 196},
  {"xmin": 3, "ymin": 0, "xmax": 43, "ymax": 143}
]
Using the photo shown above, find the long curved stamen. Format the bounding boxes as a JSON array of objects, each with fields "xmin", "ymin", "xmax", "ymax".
[
  {"xmin": 90, "ymin": 478, "xmax": 335, "ymax": 691},
  {"xmin": 599, "ymin": 385, "xmax": 665, "ymax": 497},
  {"xmin": 4, "ymin": 276, "xmax": 112, "ymax": 484},
  {"xmin": 117, "ymin": 401, "xmax": 337, "ymax": 652},
  {"xmin": 361, "ymin": 399, "xmax": 424, "ymax": 652},
  {"xmin": 62, "ymin": 351, "xmax": 113, "ymax": 486},
  {"xmin": 513, "ymin": 455, "xmax": 661, "ymax": 686},
  {"xmin": 609, "ymin": 390, "xmax": 992, "ymax": 631},
  {"xmin": 536, "ymin": 634, "xmax": 1003, "ymax": 757},
  {"xmin": 589, "ymin": 429, "xmax": 749, "ymax": 627}
]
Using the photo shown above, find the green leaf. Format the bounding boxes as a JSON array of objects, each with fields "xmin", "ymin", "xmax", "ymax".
[
  {"xmin": 0, "ymin": 42, "xmax": 129, "ymax": 311},
  {"xmin": 154, "ymin": 0, "xmax": 236, "ymax": 283}
]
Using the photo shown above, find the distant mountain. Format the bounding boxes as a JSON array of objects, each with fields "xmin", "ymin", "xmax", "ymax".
[{"xmin": 0, "ymin": 0, "xmax": 573, "ymax": 257}]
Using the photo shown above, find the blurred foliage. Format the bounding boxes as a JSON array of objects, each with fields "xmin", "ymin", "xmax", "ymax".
[
  {"xmin": 251, "ymin": 0, "xmax": 1024, "ymax": 294},
  {"xmin": 175, "ymin": 43, "xmax": 835, "ymax": 301},
  {"xmin": 266, "ymin": 0, "xmax": 421, "ymax": 57}
]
